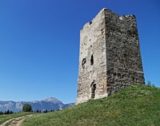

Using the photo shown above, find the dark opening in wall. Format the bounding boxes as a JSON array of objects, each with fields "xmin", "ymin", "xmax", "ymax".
[
  {"xmin": 89, "ymin": 21, "xmax": 92, "ymax": 25},
  {"xmin": 124, "ymin": 53, "xmax": 127, "ymax": 57},
  {"xmin": 82, "ymin": 58, "xmax": 86, "ymax": 69},
  {"xmin": 91, "ymin": 81, "xmax": 96, "ymax": 99},
  {"xmin": 91, "ymin": 55, "xmax": 94, "ymax": 65},
  {"xmin": 131, "ymin": 75, "xmax": 135, "ymax": 82}
]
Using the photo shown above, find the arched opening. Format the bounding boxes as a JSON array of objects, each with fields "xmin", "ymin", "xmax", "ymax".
[
  {"xmin": 91, "ymin": 81, "xmax": 96, "ymax": 99},
  {"xmin": 90, "ymin": 55, "xmax": 94, "ymax": 65}
]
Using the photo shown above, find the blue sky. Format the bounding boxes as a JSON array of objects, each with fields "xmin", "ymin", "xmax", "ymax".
[{"xmin": 0, "ymin": 0, "xmax": 159, "ymax": 103}]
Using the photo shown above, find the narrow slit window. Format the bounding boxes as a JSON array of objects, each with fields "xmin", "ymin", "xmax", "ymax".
[
  {"xmin": 91, "ymin": 55, "xmax": 94, "ymax": 65},
  {"xmin": 82, "ymin": 58, "xmax": 86, "ymax": 69}
]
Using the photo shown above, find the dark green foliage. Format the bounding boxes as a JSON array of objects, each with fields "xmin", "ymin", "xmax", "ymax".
[
  {"xmin": 43, "ymin": 110, "xmax": 48, "ymax": 113},
  {"xmin": 4, "ymin": 110, "xmax": 13, "ymax": 115},
  {"xmin": 35, "ymin": 110, "xmax": 41, "ymax": 113},
  {"xmin": 0, "ymin": 110, "xmax": 13, "ymax": 115},
  {"xmin": 23, "ymin": 85, "xmax": 160, "ymax": 126},
  {"xmin": 23, "ymin": 104, "xmax": 32, "ymax": 112},
  {"xmin": 0, "ymin": 111, "xmax": 3, "ymax": 115}
]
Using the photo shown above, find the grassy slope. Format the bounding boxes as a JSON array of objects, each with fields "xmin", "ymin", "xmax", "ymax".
[
  {"xmin": 23, "ymin": 85, "xmax": 160, "ymax": 126},
  {"xmin": 0, "ymin": 112, "xmax": 32, "ymax": 124}
]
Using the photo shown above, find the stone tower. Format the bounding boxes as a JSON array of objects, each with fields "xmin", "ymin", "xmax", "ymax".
[{"xmin": 77, "ymin": 8, "xmax": 145, "ymax": 104}]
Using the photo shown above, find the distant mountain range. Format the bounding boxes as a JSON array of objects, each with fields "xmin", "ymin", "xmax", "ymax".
[{"xmin": 0, "ymin": 97, "xmax": 74, "ymax": 112}]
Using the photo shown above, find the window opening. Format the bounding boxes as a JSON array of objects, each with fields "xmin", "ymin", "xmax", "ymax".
[
  {"xmin": 91, "ymin": 55, "xmax": 94, "ymax": 65},
  {"xmin": 82, "ymin": 58, "xmax": 86, "ymax": 69}
]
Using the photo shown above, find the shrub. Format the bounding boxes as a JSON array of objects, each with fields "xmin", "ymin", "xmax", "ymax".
[{"xmin": 22, "ymin": 104, "xmax": 32, "ymax": 112}]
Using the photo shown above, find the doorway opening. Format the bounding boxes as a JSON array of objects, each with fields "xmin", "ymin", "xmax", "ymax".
[{"xmin": 91, "ymin": 81, "xmax": 96, "ymax": 99}]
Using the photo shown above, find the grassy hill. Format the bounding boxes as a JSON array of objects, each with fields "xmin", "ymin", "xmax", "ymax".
[{"xmin": 22, "ymin": 85, "xmax": 160, "ymax": 126}]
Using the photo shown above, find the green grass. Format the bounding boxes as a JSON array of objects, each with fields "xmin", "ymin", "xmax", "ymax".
[
  {"xmin": 23, "ymin": 85, "xmax": 160, "ymax": 126},
  {"xmin": 0, "ymin": 112, "xmax": 32, "ymax": 124}
]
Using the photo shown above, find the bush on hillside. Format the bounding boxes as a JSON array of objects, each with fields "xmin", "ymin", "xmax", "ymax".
[{"xmin": 22, "ymin": 104, "xmax": 32, "ymax": 112}]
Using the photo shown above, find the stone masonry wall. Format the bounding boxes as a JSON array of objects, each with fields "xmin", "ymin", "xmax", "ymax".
[
  {"xmin": 77, "ymin": 9, "xmax": 108, "ymax": 104},
  {"xmin": 104, "ymin": 10, "xmax": 145, "ymax": 94},
  {"xmin": 77, "ymin": 8, "xmax": 145, "ymax": 104}
]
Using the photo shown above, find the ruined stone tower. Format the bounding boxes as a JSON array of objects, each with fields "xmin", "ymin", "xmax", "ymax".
[{"xmin": 76, "ymin": 8, "xmax": 145, "ymax": 104}]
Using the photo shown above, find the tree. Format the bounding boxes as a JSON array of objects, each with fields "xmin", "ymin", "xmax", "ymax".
[
  {"xmin": 43, "ymin": 109, "xmax": 48, "ymax": 113},
  {"xmin": 36, "ymin": 110, "xmax": 41, "ymax": 113},
  {"xmin": 4, "ymin": 110, "xmax": 9, "ymax": 114},
  {"xmin": 3, "ymin": 110, "xmax": 13, "ymax": 115},
  {"xmin": 22, "ymin": 104, "xmax": 32, "ymax": 112}
]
